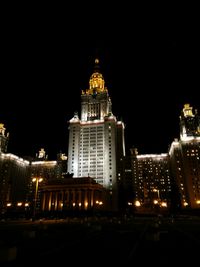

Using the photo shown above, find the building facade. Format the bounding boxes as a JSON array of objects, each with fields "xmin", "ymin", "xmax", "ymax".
[
  {"xmin": 130, "ymin": 148, "xmax": 172, "ymax": 211},
  {"xmin": 40, "ymin": 176, "xmax": 109, "ymax": 217},
  {"xmin": 67, "ymin": 59, "xmax": 125, "ymax": 210}
]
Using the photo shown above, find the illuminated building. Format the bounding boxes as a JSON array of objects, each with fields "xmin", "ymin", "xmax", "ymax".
[
  {"xmin": 1, "ymin": 99, "xmax": 199, "ymax": 216},
  {"xmin": 27, "ymin": 149, "xmax": 68, "ymax": 214},
  {"xmin": 67, "ymin": 59, "xmax": 125, "ymax": 210},
  {"xmin": 0, "ymin": 124, "xmax": 30, "ymax": 216},
  {"xmin": 30, "ymin": 148, "xmax": 67, "ymax": 181},
  {"xmin": 40, "ymin": 175, "xmax": 109, "ymax": 216},
  {"xmin": 0, "ymin": 153, "xmax": 30, "ymax": 215},
  {"xmin": 0, "ymin": 135, "xmax": 68, "ymax": 217},
  {"xmin": 130, "ymin": 148, "xmax": 171, "ymax": 210},
  {"xmin": 169, "ymin": 104, "xmax": 200, "ymax": 209}
]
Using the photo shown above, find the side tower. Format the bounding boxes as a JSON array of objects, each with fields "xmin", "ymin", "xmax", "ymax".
[
  {"xmin": 67, "ymin": 59, "xmax": 125, "ymax": 210},
  {"xmin": 169, "ymin": 104, "xmax": 200, "ymax": 209}
]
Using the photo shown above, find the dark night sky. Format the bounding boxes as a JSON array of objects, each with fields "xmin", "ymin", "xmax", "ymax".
[{"xmin": 0, "ymin": 4, "xmax": 199, "ymax": 159}]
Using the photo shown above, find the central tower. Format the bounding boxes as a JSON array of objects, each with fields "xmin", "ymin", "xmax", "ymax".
[
  {"xmin": 81, "ymin": 58, "xmax": 112, "ymax": 122},
  {"xmin": 67, "ymin": 59, "xmax": 125, "ymax": 210}
]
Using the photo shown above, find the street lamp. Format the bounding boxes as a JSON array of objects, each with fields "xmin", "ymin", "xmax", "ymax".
[
  {"xmin": 153, "ymin": 188, "xmax": 160, "ymax": 199},
  {"xmin": 32, "ymin": 177, "xmax": 43, "ymax": 221}
]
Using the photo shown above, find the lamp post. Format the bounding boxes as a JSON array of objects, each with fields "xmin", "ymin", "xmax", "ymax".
[
  {"xmin": 32, "ymin": 177, "xmax": 43, "ymax": 221},
  {"xmin": 153, "ymin": 188, "xmax": 160, "ymax": 200}
]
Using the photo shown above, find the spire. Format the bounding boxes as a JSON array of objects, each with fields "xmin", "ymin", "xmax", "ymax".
[{"xmin": 94, "ymin": 58, "xmax": 100, "ymax": 73}]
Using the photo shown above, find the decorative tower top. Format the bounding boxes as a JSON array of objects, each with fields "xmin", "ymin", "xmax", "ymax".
[
  {"xmin": 36, "ymin": 148, "xmax": 48, "ymax": 160},
  {"xmin": 180, "ymin": 104, "xmax": 200, "ymax": 140},
  {"xmin": 0, "ymin": 123, "xmax": 9, "ymax": 153},
  {"xmin": 80, "ymin": 57, "xmax": 112, "ymax": 121},
  {"xmin": 182, "ymin": 104, "xmax": 194, "ymax": 117},
  {"xmin": 0, "ymin": 123, "xmax": 6, "ymax": 136},
  {"xmin": 83, "ymin": 58, "xmax": 107, "ymax": 95}
]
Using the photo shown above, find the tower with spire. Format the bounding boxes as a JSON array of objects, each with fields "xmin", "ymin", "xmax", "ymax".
[{"xmin": 67, "ymin": 59, "xmax": 125, "ymax": 210}]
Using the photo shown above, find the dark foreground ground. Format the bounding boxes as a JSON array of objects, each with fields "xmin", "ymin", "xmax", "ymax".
[{"xmin": 0, "ymin": 215, "xmax": 200, "ymax": 266}]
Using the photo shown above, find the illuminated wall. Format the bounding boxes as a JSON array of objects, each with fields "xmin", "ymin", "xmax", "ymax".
[
  {"xmin": 0, "ymin": 146, "xmax": 68, "ymax": 217},
  {"xmin": 0, "ymin": 153, "xmax": 31, "ymax": 215},
  {"xmin": 169, "ymin": 138, "xmax": 200, "ymax": 208},
  {"xmin": 130, "ymin": 148, "xmax": 171, "ymax": 209}
]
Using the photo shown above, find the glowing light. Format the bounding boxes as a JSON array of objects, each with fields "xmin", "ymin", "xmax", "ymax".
[
  {"xmin": 153, "ymin": 188, "xmax": 160, "ymax": 199},
  {"xmin": 6, "ymin": 203, "xmax": 12, "ymax": 207},
  {"xmin": 60, "ymin": 154, "xmax": 67, "ymax": 160},
  {"xmin": 196, "ymin": 200, "xmax": 200, "ymax": 204},
  {"xmin": 95, "ymin": 200, "xmax": 103, "ymax": 206},
  {"xmin": 161, "ymin": 202, "xmax": 167, "ymax": 207},
  {"xmin": 135, "ymin": 200, "xmax": 141, "ymax": 207},
  {"xmin": 154, "ymin": 200, "xmax": 158, "ymax": 204},
  {"xmin": 17, "ymin": 202, "xmax": 22, "ymax": 206}
]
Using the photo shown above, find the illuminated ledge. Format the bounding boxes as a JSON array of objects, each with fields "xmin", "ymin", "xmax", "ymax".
[
  {"xmin": 169, "ymin": 141, "xmax": 180, "ymax": 155},
  {"xmin": 0, "ymin": 153, "xmax": 30, "ymax": 165},
  {"xmin": 137, "ymin": 153, "xmax": 168, "ymax": 159},
  {"xmin": 80, "ymin": 119, "xmax": 104, "ymax": 125},
  {"xmin": 180, "ymin": 136, "xmax": 200, "ymax": 142},
  {"xmin": 31, "ymin": 161, "xmax": 57, "ymax": 166},
  {"xmin": 69, "ymin": 118, "xmax": 80, "ymax": 123}
]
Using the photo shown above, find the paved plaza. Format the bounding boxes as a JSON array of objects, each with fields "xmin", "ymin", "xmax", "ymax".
[{"xmin": 0, "ymin": 215, "xmax": 200, "ymax": 266}]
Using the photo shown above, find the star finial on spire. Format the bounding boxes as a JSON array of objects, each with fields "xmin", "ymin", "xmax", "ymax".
[{"xmin": 94, "ymin": 58, "xmax": 100, "ymax": 72}]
